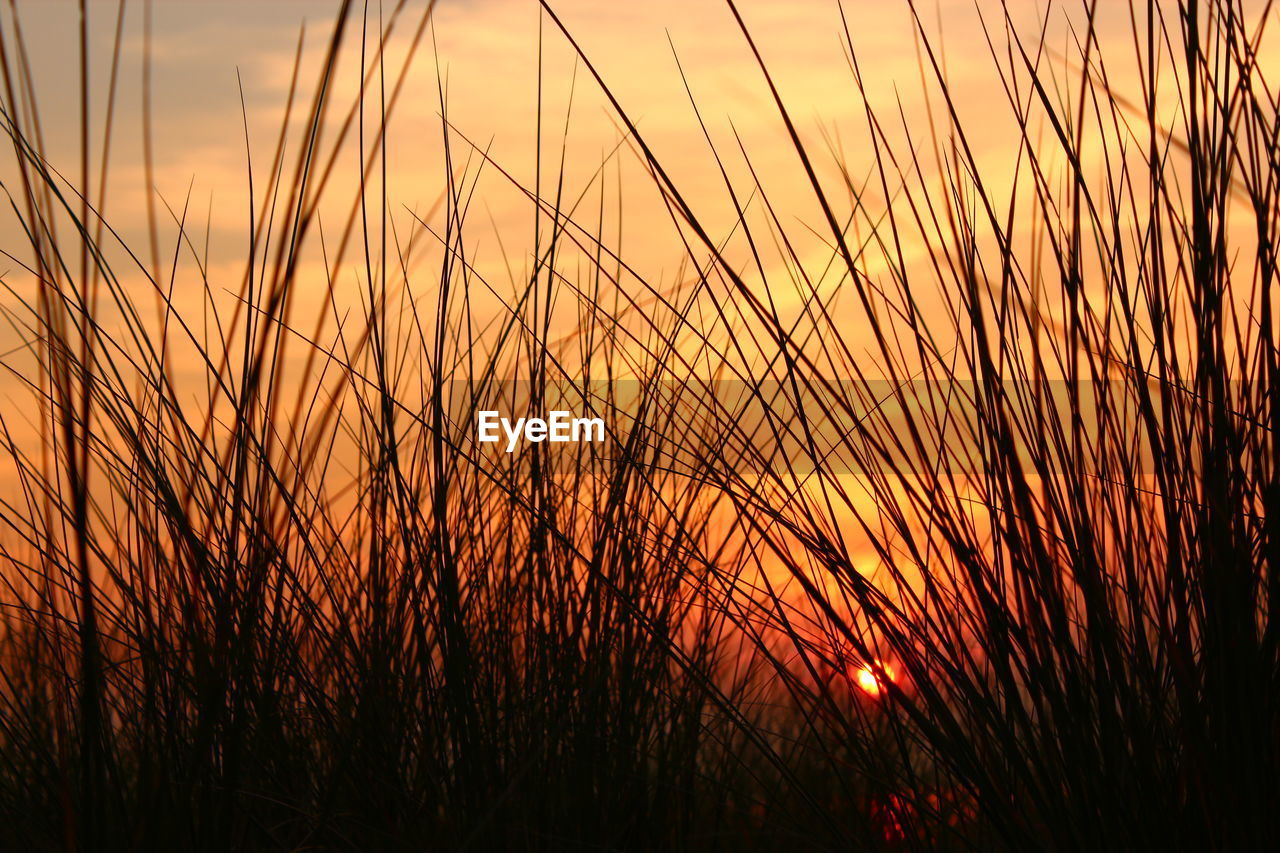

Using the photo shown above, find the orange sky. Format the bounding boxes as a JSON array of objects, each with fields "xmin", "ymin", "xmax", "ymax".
[
  {"xmin": 4, "ymin": 0, "xmax": 1275, "ymax": 314},
  {"xmin": 0, "ymin": 0, "xmax": 1081, "ymax": 330},
  {"xmin": 0, "ymin": 0, "xmax": 1275, "ymax": 638},
  {"xmin": 0, "ymin": 0, "xmax": 1276, "ymax": 498}
]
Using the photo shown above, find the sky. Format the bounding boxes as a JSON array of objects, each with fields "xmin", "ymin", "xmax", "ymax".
[
  {"xmin": 0, "ymin": 0, "xmax": 1044, "ymax": 296},
  {"xmin": 5, "ymin": 0, "xmax": 1276, "ymax": 312},
  {"xmin": 0, "ymin": 0, "xmax": 1276, "ymax": 496},
  {"xmin": 0, "ymin": 0, "xmax": 1276, "ymax": 597}
]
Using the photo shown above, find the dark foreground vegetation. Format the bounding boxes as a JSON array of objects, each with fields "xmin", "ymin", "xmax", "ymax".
[{"xmin": 0, "ymin": 0, "xmax": 1277, "ymax": 849}]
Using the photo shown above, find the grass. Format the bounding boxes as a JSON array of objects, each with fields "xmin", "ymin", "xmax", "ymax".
[{"xmin": 0, "ymin": 0, "xmax": 1277, "ymax": 850}]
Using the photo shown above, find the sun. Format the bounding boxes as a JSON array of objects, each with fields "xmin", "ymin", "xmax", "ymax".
[{"xmin": 855, "ymin": 661, "xmax": 895, "ymax": 696}]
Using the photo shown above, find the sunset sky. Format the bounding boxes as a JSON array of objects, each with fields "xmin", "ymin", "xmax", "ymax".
[
  {"xmin": 0, "ymin": 0, "xmax": 1096, "ymax": 316},
  {"xmin": 1, "ymin": 0, "xmax": 1276, "ymax": 473}
]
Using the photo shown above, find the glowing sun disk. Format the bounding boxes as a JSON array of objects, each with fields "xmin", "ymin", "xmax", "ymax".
[{"xmin": 855, "ymin": 662, "xmax": 895, "ymax": 696}]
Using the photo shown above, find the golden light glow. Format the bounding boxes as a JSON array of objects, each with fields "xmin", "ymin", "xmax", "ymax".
[{"xmin": 855, "ymin": 661, "xmax": 894, "ymax": 697}]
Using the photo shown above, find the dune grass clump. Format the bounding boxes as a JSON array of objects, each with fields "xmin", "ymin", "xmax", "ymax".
[
  {"xmin": 0, "ymin": 0, "xmax": 1277, "ymax": 850},
  {"xmin": 598, "ymin": 0, "xmax": 1280, "ymax": 848},
  {"xmin": 0, "ymin": 4, "xmax": 761, "ymax": 849}
]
